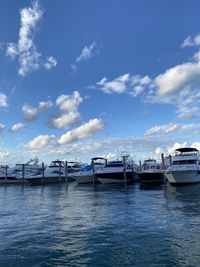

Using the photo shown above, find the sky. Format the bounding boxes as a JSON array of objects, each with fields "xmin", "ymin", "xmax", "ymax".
[{"xmin": 1, "ymin": 0, "xmax": 200, "ymax": 164}]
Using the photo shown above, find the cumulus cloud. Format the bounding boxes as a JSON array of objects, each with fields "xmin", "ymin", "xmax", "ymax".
[
  {"xmin": 144, "ymin": 123, "xmax": 200, "ymax": 136},
  {"xmin": 0, "ymin": 93, "xmax": 8, "ymax": 108},
  {"xmin": 56, "ymin": 91, "xmax": 83, "ymax": 112},
  {"xmin": 167, "ymin": 142, "xmax": 188, "ymax": 154},
  {"xmin": 22, "ymin": 100, "xmax": 53, "ymax": 122},
  {"xmin": 96, "ymin": 73, "xmax": 152, "ymax": 94},
  {"xmin": 50, "ymin": 91, "xmax": 82, "ymax": 129},
  {"xmin": 58, "ymin": 118, "xmax": 105, "ymax": 145},
  {"xmin": 95, "ymin": 33, "xmax": 200, "ymax": 120},
  {"xmin": 50, "ymin": 112, "xmax": 81, "ymax": 129},
  {"xmin": 27, "ymin": 134, "xmax": 56, "ymax": 149},
  {"xmin": 6, "ymin": 1, "xmax": 57, "ymax": 76},
  {"xmin": 11, "ymin": 122, "xmax": 26, "ymax": 132},
  {"xmin": 22, "ymin": 103, "xmax": 38, "ymax": 122}
]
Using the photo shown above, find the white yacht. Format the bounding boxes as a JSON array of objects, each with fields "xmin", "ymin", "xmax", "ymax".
[
  {"xmin": 26, "ymin": 160, "xmax": 66, "ymax": 185},
  {"xmin": 26, "ymin": 160, "xmax": 84, "ymax": 185},
  {"xmin": 164, "ymin": 148, "xmax": 200, "ymax": 185},
  {"xmin": 67, "ymin": 161, "xmax": 85, "ymax": 181},
  {"xmin": 73, "ymin": 157, "xmax": 106, "ymax": 184},
  {"xmin": 0, "ymin": 157, "xmax": 43, "ymax": 184},
  {"xmin": 139, "ymin": 159, "xmax": 164, "ymax": 184},
  {"xmin": 95, "ymin": 159, "xmax": 139, "ymax": 184}
]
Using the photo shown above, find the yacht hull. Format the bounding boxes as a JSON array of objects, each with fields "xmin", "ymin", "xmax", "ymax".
[
  {"xmin": 0, "ymin": 177, "xmax": 29, "ymax": 184},
  {"xmin": 96, "ymin": 171, "xmax": 135, "ymax": 184},
  {"xmin": 74, "ymin": 174, "xmax": 94, "ymax": 184},
  {"xmin": 139, "ymin": 172, "xmax": 164, "ymax": 184},
  {"xmin": 165, "ymin": 170, "xmax": 200, "ymax": 184}
]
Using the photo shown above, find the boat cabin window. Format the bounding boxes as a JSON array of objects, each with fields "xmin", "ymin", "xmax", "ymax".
[{"xmin": 173, "ymin": 160, "xmax": 197, "ymax": 165}]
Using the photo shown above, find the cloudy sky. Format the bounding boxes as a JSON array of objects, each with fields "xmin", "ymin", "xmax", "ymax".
[{"xmin": 1, "ymin": 0, "xmax": 200, "ymax": 164}]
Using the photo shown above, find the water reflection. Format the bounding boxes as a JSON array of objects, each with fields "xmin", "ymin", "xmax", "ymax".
[{"xmin": 1, "ymin": 183, "xmax": 200, "ymax": 266}]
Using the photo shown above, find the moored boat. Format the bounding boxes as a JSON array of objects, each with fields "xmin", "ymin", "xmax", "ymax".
[
  {"xmin": 0, "ymin": 157, "xmax": 43, "ymax": 184},
  {"xmin": 96, "ymin": 159, "xmax": 138, "ymax": 184},
  {"xmin": 74, "ymin": 157, "xmax": 106, "ymax": 184},
  {"xmin": 164, "ymin": 147, "xmax": 200, "ymax": 185},
  {"xmin": 139, "ymin": 159, "xmax": 164, "ymax": 184}
]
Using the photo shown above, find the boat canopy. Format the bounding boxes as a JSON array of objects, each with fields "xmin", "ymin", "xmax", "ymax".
[{"xmin": 175, "ymin": 147, "xmax": 198, "ymax": 153}]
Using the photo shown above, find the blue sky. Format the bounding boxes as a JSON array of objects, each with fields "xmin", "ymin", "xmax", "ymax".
[{"xmin": 1, "ymin": 0, "xmax": 200, "ymax": 164}]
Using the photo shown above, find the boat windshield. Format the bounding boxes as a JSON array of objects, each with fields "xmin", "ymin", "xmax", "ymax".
[
  {"xmin": 106, "ymin": 161, "xmax": 124, "ymax": 168},
  {"xmin": 49, "ymin": 161, "xmax": 64, "ymax": 167},
  {"xmin": 172, "ymin": 160, "xmax": 197, "ymax": 165}
]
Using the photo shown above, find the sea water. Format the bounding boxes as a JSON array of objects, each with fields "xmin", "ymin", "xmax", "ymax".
[{"xmin": 0, "ymin": 182, "xmax": 200, "ymax": 267}]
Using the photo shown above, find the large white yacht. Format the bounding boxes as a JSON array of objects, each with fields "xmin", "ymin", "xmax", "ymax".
[
  {"xmin": 95, "ymin": 158, "xmax": 139, "ymax": 184},
  {"xmin": 164, "ymin": 148, "xmax": 200, "ymax": 185},
  {"xmin": 139, "ymin": 159, "xmax": 164, "ymax": 184}
]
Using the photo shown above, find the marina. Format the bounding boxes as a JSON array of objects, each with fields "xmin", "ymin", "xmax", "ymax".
[
  {"xmin": 0, "ymin": 148, "xmax": 200, "ymax": 266},
  {"xmin": 0, "ymin": 147, "xmax": 200, "ymax": 186}
]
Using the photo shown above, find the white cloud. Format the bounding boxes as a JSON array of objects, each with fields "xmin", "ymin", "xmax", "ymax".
[
  {"xmin": 95, "ymin": 33, "xmax": 200, "ymax": 121},
  {"xmin": 22, "ymin": 103, "xmax": 38, "ymax": 122},
  {"xmin": 11, "ymin": 122, "xmax": 26, "ymax": 132},
  {"xmin": 56, "ymin": 91, "xmax": 83, "ymax": 112},
  {"xmin": 191, "ymin": 142, "xmax": 200, "ymax": 151},
  {"xmin": 22, "ymin": 100, "xmax": 53, "ymax": 122},
  {"xmin": 71, "ymin": 42, "xmax": 96, "ymax": 71},
  {"xmin": 0, "ymin": 150, "xmax": 10, "ymax": 161},
  {"xmin": 181, "ymin": 34, "xmax": 200, "ymax": 48},
  {"xmin": 50, "ymin": 112, "xmax": 81, "ymax": 129},
  {"xmin": 6, "ymin": 1, "xmax": 57, "ymax": 76},
  {"xmin": 44, "ymin": 56, "xmax": 57, "ymax": 70},
  {"xmin": 0, "ymin": 124, "xmax": 5, "ymax": 133},
  {"xmin": 96, "ymin": 73, "xmax": 152, "ymax": 95},
  {"xmin": 0, "ymin": 93, "xmax": 8, "ymax": 108},
  {"xmin": 76, "ymin": 42, "xmax": 96, "ymax": 63},
  {"xmin": 144, "ymin": 123, "xmax": 200, "ymax": 136},
  {"xmin": 49, "ymin": 91, "xmax": 83, "ymax": 129},
  {"xmin": 27, "ymin": 134, "xmax": 56, "ymax": 149},
  {"xmin": 177, "ymin": 106, "xmax": 200, "ymax": 120},
  {"xmin": 58, "ymin": 118, "xmax": 105, "ymax": 145},
  {"xmin": 38, "ymin": 100, "xmax": 53, "ymax": 111},
  {"xmin": 167, "ymin": 142, "xmax": 188, "ymax": 154}
]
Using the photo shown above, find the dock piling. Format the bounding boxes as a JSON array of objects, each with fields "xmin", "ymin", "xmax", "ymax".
[
  {"xmin": 65, "ymin": 161, "xmax": 68, "ymax": 183},
  {"xmin": 5, "ymin": 165, "xmax": 8, "ymax": 181},
  {"xmin": 42, "ymin": 162, "xmax": 45, "ymax": 184},
  {"xmin": 123, "ymin": 156, "xmax": 127, "ymax": 184},
  {"xmin": 59, "ymin": 162, "xmax": 62, "ymax": 183},
  {"xmin": 22, "ymin": 164, "xmax": 25, "ymax": 184}
]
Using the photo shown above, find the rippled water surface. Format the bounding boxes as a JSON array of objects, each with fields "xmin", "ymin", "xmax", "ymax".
[{"xmin": 1, "ymin": 182, "xmax": 200, "ymax": 266}]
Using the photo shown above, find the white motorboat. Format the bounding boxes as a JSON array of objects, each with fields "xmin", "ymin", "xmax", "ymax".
[
  {"xmin": 0, "ymin": 157, "xmax": 43, "ymax": 184},
  {"xmin": 95, "ymin": 158, "xmax": 139, "ymax": 184},
  {"xmin": 164, "ymin": 148, "xmax": 200, "ymax": 185},
  {"xmin": 67, "ymin": 161, "xmax": 85, "ymax": 181},
  {"xmin": 26, "ymin": 160, "xmax": 66, "ymax": 185},
  {"xmin": 26, "ymin": 160, "xmax": 84, "ymax": 185},
  {"xmin": 73, "ymin": 157, "xmax": 106, "ymax": 184},
  {"xmin": 139, "ymin": 159, "xmax": 164, "ymax": 184}
]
